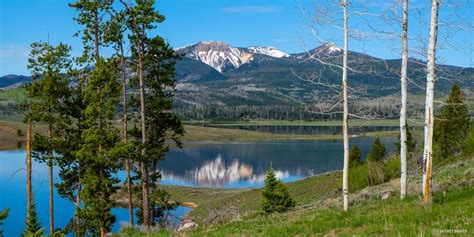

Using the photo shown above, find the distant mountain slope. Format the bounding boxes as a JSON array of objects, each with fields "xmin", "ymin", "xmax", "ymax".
[
  {"xmin": 0, "ymin": 75, "xmax": 32, "ymax": 88},
  {"xmin": 172, "ymin": 42, "xmax": 474, "ymax": 118},
  {"xmin": 2, "ymin": 41, "xmax": 473, "ymax": 111}
]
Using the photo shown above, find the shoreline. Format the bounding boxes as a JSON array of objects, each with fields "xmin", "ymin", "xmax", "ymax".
[{"xmin": 0, "ymin": 121, "xmax": 401, "ymax": 151}]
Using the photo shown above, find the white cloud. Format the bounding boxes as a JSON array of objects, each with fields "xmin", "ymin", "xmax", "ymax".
[{"xmin": 222, "ymin": 5, "xmax": 282, "ymax": 14}]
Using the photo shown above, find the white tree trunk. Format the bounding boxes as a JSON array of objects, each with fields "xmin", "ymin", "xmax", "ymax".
[
  {"xmin": 422, "ymin": 0, "xmax": 440, "ymax": 205},
  {"xmin": 342, "ymin": 0, "xmax": 350, "ymax": 212},
  {"xmin": 400, "ymin": 0, "xmax": 409, "ymax": 199}
]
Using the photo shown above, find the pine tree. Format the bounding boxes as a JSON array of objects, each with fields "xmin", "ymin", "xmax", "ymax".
[
  {"xmin": 434, "ymin": 84, "xmax": 470, "ymax": 158},
  {"xmin": 54, "ymin": 76, "xmax": 87, "ymax": 236},
  {"xmin": 76, "ymin": 59, "xmax": 121, "ymax": 236},
  {"xmin": 70, "ymin": 1, "xmax": 121, "ymax": 235},
  {"xmin": 104, "ymin": 9, "xmax": 135, "ymax": 225},
  {"xmin": 26, "ymin": 41, "xmax": 72, "ymax": 234},
  {"xmin": 69, "ymin": 0, "xmax": 113, "ymax": 64},
  {"xmin": 23, "ymin": 200, "xmax": 43, "ymax": 236},
  {"xmin": 120, "ymin": 0, "xmax": 183, "ymax": 229},
  {"xmin": 367, "ymin": 138, "xmax": 386, "ymax": 162},
  {"xmin": 261, "ymin": 166, "xmax": 296, "ymax": 214},
  {"xmin": 349, "ymin": 145, "xmax": 362, "ymax": 168},
  {"xmin": 0, "ymin": 208, "xmax": 9, "ymax": 237}
]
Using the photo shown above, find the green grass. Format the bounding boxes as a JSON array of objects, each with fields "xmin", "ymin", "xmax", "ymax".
[
  {"xmin": 157, "ymin": 172, "xmax": 341, "ymax": 223},
  {"xmin": 0, "ymin": 87, "xmax": 27, "ymax": 103},
  {"xmin": 182, "ymin": 125, "xmax": 343, "ymax": 142},
  {"xmin": 185, "ymin": 118, "xmax": 417, "ymax": 127},
  {"xmin": 182, "ymin": 186, "xmax": 473, "ymax": 236},
  {"xmin": 0, "ymin": 122, "xmax": 398, "ymax": 150},
  {"xmin": 0, "ymin": 120, "xmax": 25, "ymax": 150}
]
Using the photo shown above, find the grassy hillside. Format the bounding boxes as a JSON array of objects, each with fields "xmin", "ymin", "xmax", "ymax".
[
  {"xmin": 182, "ymin": 186, "xmax": 473, "ymax": 236},
  {"xmin": 118, "ymin": 152, "xmax": 474, "ymax": 236}
]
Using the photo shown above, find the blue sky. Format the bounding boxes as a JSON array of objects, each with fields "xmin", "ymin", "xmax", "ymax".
[{"xmin": 0, "ymin": 0, "xmax": 473, "ymax": 75}]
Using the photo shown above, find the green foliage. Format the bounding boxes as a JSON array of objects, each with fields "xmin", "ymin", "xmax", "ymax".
[
  {"xmin": 76, "ymin": 59, "xmax": 121, "ymax": 234},
  {"xmin": 367, "ymin": 160, "xmax": 385, "ymax": 186},
  {"xmin": 25, "ymin": 40, "xmax": 73, "ymax": 236},
  {"xmin": 261, "ymin": 166, "xmax": 296, "ymax": 214},
  {"xmin": 121, "ymin": 0, "xmax": 184, "ymax": 226},
  {"xmin": 69, "ymin": 0, "xmax": 113, "ymax": 63},
  {"xmin": 53, "ymin": 78, "xmax": 87, "ymax": 235},
  {"xmin": 349, "ymin": 144, "xmax": 362, "ymax": 168},
  {"xmin": 26, "ymin": 41, "xmax": 72, "ymax": 164},
  {"xmin": 16, "ymin": 129, "xmax": 23, "ymax": 137},
  {"xmin": 184, "ymin": 186, "xmax": 474, "ymax": 236},
  {"xmin": 366, "ymin": 138, "xmax": 386, "ymax": 162},
  {"xmin": 0, "ymin": 208, "xmax": 9, "ymax": 237},
  {"xmin": 136, "ymin": 188, "xmax": 179, "ymax": 227},
  {"xmin": 434, "ymin": 84, "xmax": 471, "ymax": 159},
  {"xmin": 395, "ymin": 123, "xmax": 417, "ymax": 154},
  {"xmin": 348, "ymin": 164, "xmax": 369, "ymax": 192},
  {"xmin": 465, "ymin": 120, "xmax": 474, "ymax": 154},
  {"xmin": 384, "ymin": 156, "xmax": 401, "ymax": 181},
  {"xmin": 23, "ymin": 200, "xmax": 43, "ymax": 236}
]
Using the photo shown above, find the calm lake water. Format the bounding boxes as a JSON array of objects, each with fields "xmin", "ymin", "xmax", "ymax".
[
  {"xmin": 0, "ymin": 150, "xmax": 191, "ymax": 236},
  {"xmin": 0, "ymin": 137, "xmax": 395, "ymax": 235}
]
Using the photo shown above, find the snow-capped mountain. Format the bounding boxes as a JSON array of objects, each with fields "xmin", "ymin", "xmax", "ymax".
[
  {"xmin": 248, "ymin": 46, "xmax": 289, "ymax": 58},
  {"xmin": 293, "ymin": 42, "xmax": 343, "ymax": 60},
  {"xmin": 176, "ymin": 41, "xmax": 289, "ymax": 73},
  {"xmin": 176, "ymin": 41, "xmax": 253, "ymax": 73}
]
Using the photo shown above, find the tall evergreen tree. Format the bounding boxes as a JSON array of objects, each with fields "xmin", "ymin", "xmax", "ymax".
[
  {"xmin": 434, "ymin": 84, "xmax": 470, "ymax": 158},
  {"xmin": 76, "ymin": 58, "xmax": 121, "ymax": 236},
  {"xmin": 70, "ymin": 1, "xmax": 121, "ymax": 236},
  {"xmin": 54, "ymin": 83, "xmax": 87, "ymax": 235},
  {"xmin": 120, "ymin": 0, "xmax": 183, "ymax": 229},
  {"xmin": 141, "ymin": 36, "xmax": 184, "ymax": 225},
  {"xmin": 367, "ymin": 138, "xmax": 386, "ymax": 162},
  {"xmin": 104, "ymin": 9, "xmax": 135, "ymax": 225},
  {"xmin": 26, "ymin": 41, "xmax": 72, "ymax": 234},
  {"xmin": 349, "ymin": 145, "xmax": 362, "ymax": 168},
  {"xmin": 69, "ymin": 0, "xmax": 113, "ymax": 64},
  {"xmin": 261, "ymin": 166, "xmax": 295, "ymax": 214}
]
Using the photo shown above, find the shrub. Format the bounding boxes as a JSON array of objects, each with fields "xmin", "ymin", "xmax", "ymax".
[
  {"xmin": 367, "ymin": 160, "xmax": 385, "ymax": 186},
  {"xmin": 465, "ymin": 120, "xmax": 474, "ymax": 155},
  {"xmin": 261, "ymin": 166, "xmax": 295, "ymax": 214},
  {"xmin": 384, "ymin": 155, "xmax": 400, "ymax": 181},
  {"xmin": 348, "ymin": 164, "xmax": 369, "ymax": 192},
  {"xmin": 16, "ymin": 129, "xmax": 23, "ymax": 137}
]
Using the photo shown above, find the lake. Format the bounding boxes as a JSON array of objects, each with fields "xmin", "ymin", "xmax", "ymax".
[{"xmin": 0, "ymin": 137, "xmax": 395, "ymax": 235}]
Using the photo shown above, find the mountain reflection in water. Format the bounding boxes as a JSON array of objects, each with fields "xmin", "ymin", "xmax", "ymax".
[
  {"xmin": 162, "ymin": 155, "xmax": 291, "ymax": 187},
  {"xmin": 158, "ymin": 138, "xmax": 395, "ymax": 188}
]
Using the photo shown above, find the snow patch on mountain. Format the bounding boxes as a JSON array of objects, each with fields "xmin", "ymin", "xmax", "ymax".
[
  {"xmin": 176, "ymin": 41, "xmax": 290, "ymax": 73},
  {"xmin": 176, "ymin": 41, "xmax": 253, "ymax": 73},
  {"xmin": 248, "ymin": 46, "xmax": 289, "ymax": 58},
  {"xmin": 325, "ymin": 43, "xmax": 342, "ymax": 54}
]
